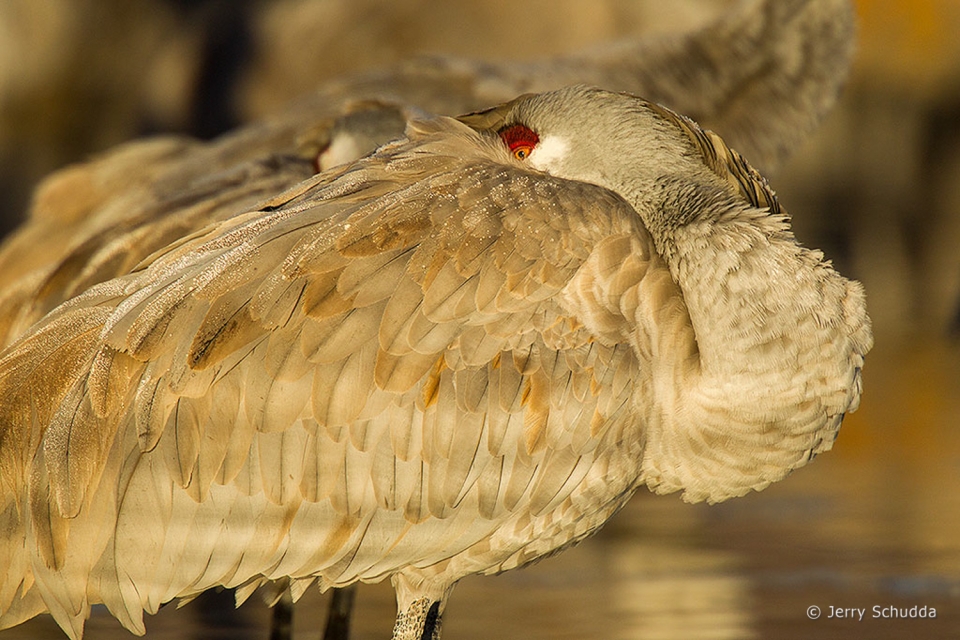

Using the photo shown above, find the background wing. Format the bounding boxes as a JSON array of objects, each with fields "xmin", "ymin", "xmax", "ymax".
[{"xmin": 0, "ymin": 125, "xmax": 324, "ymax": 349}]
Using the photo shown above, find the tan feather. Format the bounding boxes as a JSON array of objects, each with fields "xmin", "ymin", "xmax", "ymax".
[
  {"xmin": 87, "ymin": 347, "xmax": 140, "ymax": 419},
  {"xmin": 0, "ymin": 307, "xmax": 110, "ymax": 493},
  {"xmin": 378, "ymin": 275, "xmax": 426, "ymax": 355},
  {"xmin": 369, "ymin": 432, "xmax": 399, "ymax": 510},
  {"xmin": 28, "ymin": 462, "xmax": 71, "ymax": 571},
  {"xmin": 43, "ymin": 384, "xmax": 112, "ymax": 519},
  {"xmin": 456, "ymin": 327, "xmax": 504, "ymax": 368},
  {"xmin": 249, "ymin": 273, "xmax": 308, "ymax": 330},
  {"xmin": 373, "ymin": 348, "xmax": 439, "ymax": 394},
  {"xmin": 501, "ymin": 451, "xmax": 537, "ymax": 513},
  {"xmin": 191, "ymin": 374, "xmax": 244, "ymax": 495},
  {"xmin": 337, "ymin": 247, "xmax": 411, "ymax": 306},
  {"xmin": 263, "ymin": 326, "xmax": 313, "ymax": 382},
  {"xmin": 454, "ymin": 367, "xmax": 489, "ymax": 414},
  {"xmin": 258, "ymin": 428, "xmax": 308, "ymax": 505},
  {"xmin": 189, "ymin": 291, "xmax": 263, "ymax": 371},
  {"xmin": 161, "ymin": 397, "xmax": 204, "ymax": 493},
  {"xmin": 403, "ymin": 464, "xmax": 428, "ymax": 524},
  {"xmin": 389, "ymin": 401, "xmax": 422, "ymax": 463},
  {"xmin": 215, "ymin": 389, "xmax": 258, "ymax": 488},
  {"xmin": 475, "ymin": 456, "xmax": 506, "ymax": 520},
  {"xmin": 428, "ymin": 368, "xmax": 457, "ymax": 462},
  {"xmin": 311, "ymin": 344, "xmax": 377, "ymax": 427},
  {"xmin": 301, "ymin": 275, "xmax": 356, "ymax": 319},
  {"xmin": 332, "ymin": 444, "xmax": 375, "ymax": 517},
  {"xmin": 133, "ymin": 371, "xmax": 176, "ymax": 453},
  {"xmin": 440, "ymin": 410, "xmax": 487, "ymax": 508},
  {"xmin": 474, "ymin": 255, "xmax": 508, "ymax": 314},
  {"xmin": 420, "ymin": 261, "xmax": 472, "ymax": 322},
  {"xmin": 301, "ymin": 302, "xmax": 385, "ymax": 364},
  {"xmin": 244, "ymin": 356, "xmax": 313, "ymax": 434},
  {"xmin": 123, "ymin": 280, "xmax": 198, "ymax": 361},
  {"xmin": 527, "ymin": 448, "xmax": 585, "ymax": 515}
]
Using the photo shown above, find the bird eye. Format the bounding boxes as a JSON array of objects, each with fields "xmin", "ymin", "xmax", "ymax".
[
  {"xmin": 499, "ymin": 124, "xmax": 539, "ymax": 162},
  {"xmin": 513, "ymin": 145, "xmax": 532, "ymax": 160}
]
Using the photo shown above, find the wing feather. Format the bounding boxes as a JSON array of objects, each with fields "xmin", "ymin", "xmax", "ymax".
[
  {"xmin": 249, "ymin": 273, "xmax": 307, "ymax": 330},
  {"xmin": 475, "ymin": 456, "xmax": 506, "ymax": 520},
  {"xmin": 213, "ymin": 375, "xmax": 255, "ymax": 487},
  {"xmin": 257, "ymin": 428, "xmax": 308, "ymax": 505},
  {"xmin": 389, "ymin": 400, "xmax": 422, "ymax": 463},
  {"xmin": 373, "ymin": 347, "xmax": 439, "ymax": 393},
  {"xmin": 456, "ymin": 326, "xmax": 504, "ymax": 367},
  {"xmin": 528, "ymin": 447, "xmax": 582, "ymax": 515},
  {"xmin": 302, "ymin": 302, "xmax": 385, "ymax": 365},
  {"xmin": 440, "ymin": 410, "xmax": 487, "ymax": 508},
  {"xmin": 1, "ymin": 114, "xmax": 663, "ymax": 625},
  {"xmin": 43, "ymin": 384, "xmax": 109, "ymax": 518},
  {"xmin": 87, "ymin": 347, "xmax": 140, "ymax": 419},
  {"xmin": 190, "ymin": 375, "xmax": 244, "ymax": 495},
  {"xmin": 310, "ymin": 343, "xmax": 377, "ymax": 427},
  {"xmin": 133, "ymin": 367, "xmax": 176, "ymax": 452},
  {"xmin": 300, "ymin": 430, "xmax": 345, "ymax": 503},
  {"xmin": 404, "ymin": 309, "xmax": 460, "ymax": 355},
  {"xmin": 337, "ymin": 247, "xmax": 411, "ymax": 307},
  {"xmin": 244, "ymin": 346, "xmax": 312, "ymax": 434},
  {"xmin": 0, "ymin": 307, "xmax": 111, "ymax": 494},
  {"xmin": 263, "ymin": 326, "xmax": 313, "ymax": 382},
  {"xmin": 162, "ymin": 397, "xmax": 204, "ymax": 492},
  {"xmin": 420, "ymin": 261, "xmax": 472, "ymax": 322},
  {"xmin": 188, "ymin": 290, "xmax": 263, "ymax": 371}
]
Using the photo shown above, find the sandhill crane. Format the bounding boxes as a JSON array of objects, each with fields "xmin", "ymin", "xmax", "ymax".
[{"xmin": 0, "ymin": 85, "xmax": 871, "ymax": 639}]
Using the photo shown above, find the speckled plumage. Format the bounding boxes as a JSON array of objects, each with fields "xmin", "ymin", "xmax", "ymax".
[{"xmin": 0, "ymin": 86, "xmax": 871, "ymax": 639}]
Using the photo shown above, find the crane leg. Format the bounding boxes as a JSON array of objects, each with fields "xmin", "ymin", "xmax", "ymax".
[
  {"xmin": 267, "ymin": 585, "xmax": 358, "ymax": 640},
  {"xmin": 270, "ymin": 590, "xmax": 294, "ymax": 640},
  {"xmin": 322, "ymin": 585, "xmax": 358, "ymax": 640},
  {"xmin": 391, "ymin": 598, "xmax": 442, "ymax": 640}
]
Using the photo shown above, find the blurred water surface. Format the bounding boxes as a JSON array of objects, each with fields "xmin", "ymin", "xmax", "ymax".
[{"xmin": 5, "ymin": 339, "xmax": 958, "ymax": 639}]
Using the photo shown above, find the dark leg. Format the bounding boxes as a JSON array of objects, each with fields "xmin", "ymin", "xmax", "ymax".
[
  {"xmin": 420, "ymin": 601, "xmax": 441, "ymax": 640},
  {"xmin": 322, "ymin": 585, "xmax": 358, "ymax": 640},
  {"xmin": 270, "ymin": 590, "xmax": 294, "ymax": 640}
]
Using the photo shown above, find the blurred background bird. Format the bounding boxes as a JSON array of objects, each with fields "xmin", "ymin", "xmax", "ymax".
[{"xmin": 0, "ymin": 0, "xmax": 856, "ymax": 349}]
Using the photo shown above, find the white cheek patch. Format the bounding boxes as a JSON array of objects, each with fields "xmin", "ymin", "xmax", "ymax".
[
  {"xmin": 318, "ymin": 133, "xmax": 362, "ymax": 170},
  {"xmin": 528, "ymin": 135, "xmax": 570, "ymax": 174}
]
